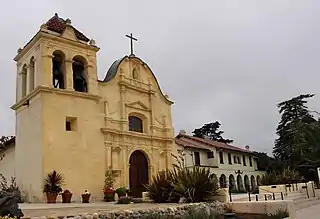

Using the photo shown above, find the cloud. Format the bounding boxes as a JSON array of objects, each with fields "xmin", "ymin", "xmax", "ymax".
[{"xmin": 1, "ymin": 0, "xmax": 320, "ymax": 155}]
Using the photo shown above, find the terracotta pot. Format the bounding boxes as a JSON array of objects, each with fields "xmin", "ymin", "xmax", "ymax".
[
  {"xmin": 46, "ymin": 193, "xmax": 58, "ymax": 203},
  {"xmin": 104, "ymin": 187, "xmax": 115, "ymax": 202},
  {"xmin": 62, "ymin": 193, "xmax": 73, "ymax": 203},
  {"xmin": 82, "ymin": 194, "xmax": 91, "ymax": 203}
]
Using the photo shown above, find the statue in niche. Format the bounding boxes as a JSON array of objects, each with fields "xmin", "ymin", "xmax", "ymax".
[{"xmin": 73, "ymin": 61, "xmax": 87, "ymax": 92}]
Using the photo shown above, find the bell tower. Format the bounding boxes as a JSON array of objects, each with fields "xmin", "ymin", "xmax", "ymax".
[{"xmin": 11, "ymin": 13, "xmax": 102, "ymax": 202}]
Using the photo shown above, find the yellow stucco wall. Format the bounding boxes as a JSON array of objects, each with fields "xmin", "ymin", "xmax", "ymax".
[
  {"xmin": 15, "ymin": 93, "xmax": 44, "ymax": 202},
  {"xmin": 11, "ymin": 24, "xmax": 175, "ymax": 202}
]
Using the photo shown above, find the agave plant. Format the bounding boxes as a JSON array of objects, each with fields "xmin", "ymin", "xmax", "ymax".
[
  {"xmin": 170, "ymin": 166, "xmax": 218, "ymax": 203},
  {"xmin": 144, "ymin": 170, "xmax": 173, "ymax": 203},
  {"xmin": 43, "ymin": 170, "xmax": 64, "ymax": 194}
]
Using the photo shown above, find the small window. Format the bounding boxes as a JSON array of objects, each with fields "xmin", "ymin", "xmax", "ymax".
[
  {"xmin": 237, "ymin": 157, "xmax": 241, "ymax": 164},
  {"xmin": 243, "ymin": 155, "xmax": 246, "ymax": 166},
  {"xmin": 207, "ymin": 151, "xmax": 214, "ymax": 159},
  {"xmin": 194, "ymin": 152, "xmax": 200, "ymax": 166},
  {"xmin": 133, "ymin": 68, "xmax": 139, "ymax": 79},
  {"xmin": 249, "ymin": 157, "xmax": 253, "ymax": 167},
  {"xmin": 234, "ymin": 156, "xmax": 237, "ymax": 164},
  {"xmin": 219, "ymin": 151, "xmax": 224, "ymax": 164},
  {"xmin": 228, "ymin": 153, "xmax": 232, "ymax": 164},
  {"xmin": 66, "ymin": 117, "xmax": 77, "ymax": 131},
  {"xmin": 129, "ymin": 116, "xmax": 143, "ymax": 133}
]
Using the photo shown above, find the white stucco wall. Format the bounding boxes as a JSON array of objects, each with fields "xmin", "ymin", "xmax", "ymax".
[
  {"xmin": 175, "ymin": 143, "xmax": 265, "ymax": 191},
  {"xmin": 0, "ymin": 145, "xmax": 15, "ymax": 179}
]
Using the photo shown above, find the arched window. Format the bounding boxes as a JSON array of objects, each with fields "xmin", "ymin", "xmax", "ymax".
[
  {"xmin": 29, "ymin": 57, "xmax": 35, "ymax": 91},
  {"xmin": 132, "ymin": 68, "xmax": 139, "ymax": 79},
  {"xmin": 21, "ymin": 64, "xmax": 27, "ymax": 97},
  {"xmin": 52, "ymin": 51, "xmax": 65, "ymax": 89},
  {"xmin": 72, "ymin": 56, "xmax": 87, "ymax": 93},
  {"xmin": 129, "ymin": 116, "xmax": 143, "ymax": 133}
]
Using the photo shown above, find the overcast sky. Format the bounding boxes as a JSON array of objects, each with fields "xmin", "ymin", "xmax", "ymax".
[{"xmin": 1, "ymin": 1, "xmax": 320, "ymax": 155}]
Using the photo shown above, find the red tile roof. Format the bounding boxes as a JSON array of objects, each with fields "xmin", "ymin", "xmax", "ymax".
[
  {"xmin": 46, "ymin": 13, "xmax": 90, "ymax": 42},
  {"xmin": 175, "ymin": 134, "xmax": 254, "ymax": 154}
]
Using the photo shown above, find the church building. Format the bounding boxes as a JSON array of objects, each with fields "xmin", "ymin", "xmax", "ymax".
[{"xmin": 4, "ymin": 13, "xmax": 175, "ymax": 202}]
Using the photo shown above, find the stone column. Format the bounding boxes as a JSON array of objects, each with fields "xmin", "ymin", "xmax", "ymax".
[
  {"xmin": 123, "ymin": 147, "xmax": 128, "ymax": 186},
  {"xmin": 86, "ymin": 64, "xmax": 98, "ymax": 95},
  {"xmin": 41, "ymin": 54, "xmax": 53, "ymax": 87},
  {"xmin": 148, "ymin": 80, "xmax": 155, "ymax": 135},
  {"xmin": 65, "ymin": 59, "xmax": 74, "ymax": 90},
  {"xmin": 120, "ymin": 84, "xmax": 126, "ymax": 131}
]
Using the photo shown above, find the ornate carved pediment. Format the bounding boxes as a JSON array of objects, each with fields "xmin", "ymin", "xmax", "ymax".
[{"xmin": 126, "ymin": 101, "xmax": 150, "ymax": 111}]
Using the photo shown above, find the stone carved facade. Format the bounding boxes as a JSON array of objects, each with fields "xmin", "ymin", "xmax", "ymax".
[{"xmin": 10, "ymin": 14, "xmax": 175, "ymax": 202}]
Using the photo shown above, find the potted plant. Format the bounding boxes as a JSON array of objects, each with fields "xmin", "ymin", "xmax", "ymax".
[
  {"xmin": 43, "ymin": 170, "xmax": 64, "ymax": 203},
  {"xmin": 115, "ymin": 187, "xmax": 128, "ymax": 198},
  {"xmin": 81, "ymin": 190, "xmax": 91, "ymax": 203},
  {"xmin": 103, "ymin": 167, "xmax": 118, "ymax": 202},
  {"xmin": 61, "ymin": 189, "xmax": 73, "ymax": 203}
]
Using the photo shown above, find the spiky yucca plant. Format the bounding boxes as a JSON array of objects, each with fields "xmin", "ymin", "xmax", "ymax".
[
  {"xmin": 43, "ymin": 170, "xmax": 64, "ymax": 194},
  {"xmin": 144, "ymin": 171, "xmax": 173, "ymax": 203},
  {"xmin": 170, "ymin": 166, "xmax": 218, "ymax": 203}
]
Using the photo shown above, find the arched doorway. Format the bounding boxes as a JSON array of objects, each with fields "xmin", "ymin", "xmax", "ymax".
[
  {"xmin": 229, "ymin": 174, "xmax": 236, "ymax": 192},
  {"xmin": 220, "ymin": 174, "xmax": 227, "ymax": 188},
  {"xmin": 129, "ymin": 150, "xmax": 149, "ymax": 197},
  {"xmin": 251, "ymin": 175, "xmax": 256, "ymax": 190},
  {"xmin": 244, "ymin": 175, "xmax": 250, "ymax": 192},
  {"xmin": 257, "ymin": 175, "xmax": 262, "ymax": 186},
  {"xmin": 212, "ymin": 174, "xmax": 218, "ymax": 188},
  {"xmin": 237, "ymin": 175, "xmax": 244, "ymax": 192}
]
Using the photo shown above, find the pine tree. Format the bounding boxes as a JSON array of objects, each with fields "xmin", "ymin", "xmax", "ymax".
[
  {"xmin": 193, "ymin": 121, "xmax": 233, "ymax": 144},
  {"xmin": 273, "ymin": 94, "xmax": 318, "ymax": 173}
]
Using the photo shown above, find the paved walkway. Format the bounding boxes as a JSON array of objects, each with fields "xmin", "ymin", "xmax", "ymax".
[
  {"xmin": 20, "ymin": 202, "xmax": 185, "ymax": 217},
  {"xmin": 296, "ymin": 203, "xmax": 320, "ymax": 219}
]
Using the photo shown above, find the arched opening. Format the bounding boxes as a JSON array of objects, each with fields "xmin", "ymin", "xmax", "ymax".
[
  {"xmin": 132, "ymin": 68, "xmax": 139, "ymax": 79},
  {"xmin": 212, "ymin": 174, "xmax": 218, "ymax": 188},
  {"xmin": 72, "ymin": 56, "xmax": 87, "ymax": 93},
  {"xmin": 219, "ymin": 174, "xmax": 227, "ymax": 188},
  {"xmin": 52, "ymin": 51, "xmax": 65, "ymax": 89},
  {"xmin": 129, "ymin": 150, "xmax": 149, "ymax": 197},
  {"xmin": 129, "ymin": 115, "xmax": 143, "ymax": 133},
  {"xmin": 257, "ymin": 175, "xmax": 262, "ymax": 186},
  {"xmin": 244, "ymin": 175, "xmax": 250, "ymax": 192},
  {"xmin": 251, "ymin": 175, "xmax": 256, "ymax": 191},
  {"xmin": 229, "ymin": 174, "xmax": 236, "ymax": 192},
  {"xmin": 21, "ymin": 64, "xmax": 27, "ymax": 97},
  {"xmin": 237, "ymin": 175, "xmax": 244, "ymax": 192},
  {"xmin": 29, "ymin": 57, "xmax": 35, "ymax": 91}
]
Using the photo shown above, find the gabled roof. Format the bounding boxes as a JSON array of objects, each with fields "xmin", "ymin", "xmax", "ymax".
[
  {"xmin": 175, "ymin": 134, "xmax": 254, "ymax": 154},
  {"xmin": 45, "ymin": 13, "xmax": 90, "ymax": 42}
]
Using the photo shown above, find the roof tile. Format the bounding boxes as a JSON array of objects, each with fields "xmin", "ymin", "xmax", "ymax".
[
  {"xmin": 46, "ymin": 13, "xmax": 90, "ymax": 42},
  {"xmin": 175, "ymin": 134, "xmax": 253, "ymax": 154}
]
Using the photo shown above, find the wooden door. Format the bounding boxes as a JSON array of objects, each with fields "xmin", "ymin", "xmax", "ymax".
[{"xmin": 129, "ymin": 150, "xmax": 149, "ymax": 197}]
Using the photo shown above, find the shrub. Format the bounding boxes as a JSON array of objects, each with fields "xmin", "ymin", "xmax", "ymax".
[
  {"xmin": 261, "ymin": 168, "xmax": 302, "ymax": 186},
  {"xmin": 170, "ymin": 166, "xmax": 219, "ymax": 203},
  {"xmin": 269, "ymin": 209, "xmax": 289, "ymax": 218},
  {"xmin": 182, "ymin": 204, "xmax": 220, "ymax": 219},
  {"xmin": 144, "ymin": 171, "xmax": 173, "ymax": 203},
  {"xmin": 117, "ymin": 196, "xmax": 132, "ymax": 204},
  {"xmin": 43, "ymin": 170, "xmax": 64, "ymax": 194},
  {"xmin": 0, "ymin": 174, "xmax": 23, "ymax": 203}
]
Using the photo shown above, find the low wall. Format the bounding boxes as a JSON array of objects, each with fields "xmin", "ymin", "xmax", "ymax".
[
  {"xmin": 259, "ymin": 181, "xmax": 315, "ymax": 194},
  {"xmin": 228, "ymin": 200, "xmax": 296, "ymax": 219}
]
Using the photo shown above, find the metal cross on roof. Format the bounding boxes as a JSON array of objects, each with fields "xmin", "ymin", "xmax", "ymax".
[{"xmin": 125, "ymin": 33, "xmax": 138, "ymax": 55}]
